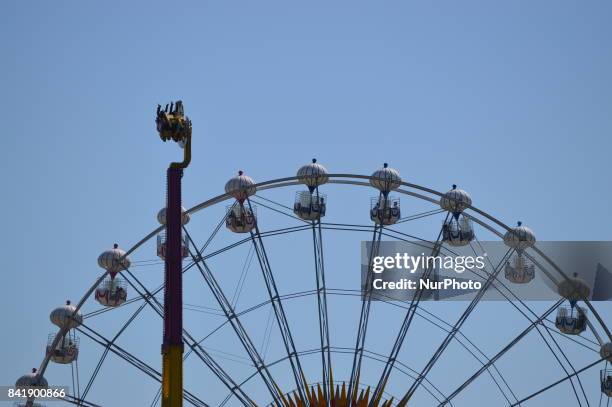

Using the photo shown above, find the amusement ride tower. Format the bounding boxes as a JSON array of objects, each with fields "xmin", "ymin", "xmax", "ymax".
[{"xmin": 155, "ymin": 100, "xmax": 192, "ymax": 407}]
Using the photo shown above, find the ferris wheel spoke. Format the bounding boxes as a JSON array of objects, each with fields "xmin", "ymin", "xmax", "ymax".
[
  {"xmin": 440, "ymin": 252, "xmax": 588, "ymax": 406},
  {"xmin": 541, "ymin": 319, "xmax": 600, "ymax": 351},
  {"xmin": 190, "ymin": 285, "xmax": 562, "ymax": 407},
  {"xmin": 197, "ymin": 205, "xmax": 232, "ymax": 256},
  {"xmin": 512, "ymin": 294, "xmax": 590, "ymax": 403},
  {"xmin": 76, "ymin": 323, "xmax": 209, "ymax": 407},
  {"xmin": 181, "ymin": 288, "xmax": 321, "ymax": 362},
  {"xmin": 336, "ymin": 287, "xmax": 515, "ymax": 405},
  {"xmin": 347, "ymin": 220, "xmax": 385, "ymax": 407},
  {"xmin": 232, "ymin": 344, "xmax": 454, "ymax": 406},
  {"xmin": 368, "ymin": 212, "xmax": 450, "ymax": 406},
  {"xmin": 72, "ymin": 355, "xmax": 81, "ymax": 401},
  {"xmin": 410, "ymin": 232, "xmax": 587, "ymax": 406},
  {"xmin": 251, "ymin": 194, "xmax": 295, "ymax": 212},
  {"xmin": 310, "ymin": 194, "xmax": 332, "ymax": 404},
  {"xmin": 123, "ymin": 270, "xmax": 164, "ymax": 317},
  {"xmin": 245, "ymin": 196, "xmax": 312, "ymax": 406},
  {"xmin": 467, "ymin": 242, "xmax": 592, "ymax": 406},
  {"xmin": 79, "ymin": 300, "xmax": 149, "ymax": 401},
  {"xmin": 528, "ymin": 245, "xmax": 612, "ymax": 343},
  {"xmin": 219, "ymin": 393, "xmax": 233, "ymax": 407},
  {"xmin": 82, "ymin": 275, "xmax": 171, "ymax": 319},
  {"xmin": 102, "ymin": 226, "xmax": 311, "ymax": 320},
  {"xmin": 250, "ymin": 196, "xmax": 310, "ymax": 225},
  {"xmin": 396, "ymin": 247, "xmax": 514, "ymax": 405},
  {"xmin": 359, "ymin": 346, "xmax": 454, "ymax": 404},
  {"xmin": 437, "ymin": 299, "xmax": 564, "ymax": 406},
  {"xmin": 467, "ymin": 241, "xmax": 600, "ymax": 351},
  {"xmin": 213, "ymin": 286, "xmax": 539, "ymax": 407},
  {"xmin": 60, "ymin": 393, "xmax": 103, "ymax": 407},
  {"xmin": 200, "ymin": 285, "xmax": 520, "ymax": 406},
  {"xmin": 123, "ymin": 265, "xmax": 257, "ymax": 406},
  {"xmin": 396, "ymin": 208, "xmax": 447, "ymax": 224},
  {"xmin": 203, "ymin": 224, "xmax": 312, "ymax": 260},
  {"xmin": 182, "ymin": 226, "xmax": 287, "ymax": 405},
  {"xmin": 508, "ymin": 358, "xmax": 604, "ymax": 407},
  {"xmin": 181, "ymin": 332, "xmax": 257, "ymax": 407},
  {"xmin": 321, "ymin": 222, "xmax": 434, "ymax": 247},
  {"xmin": 77, "ymin": 323, "xmax": 161, "ymax": 380},
  {"xmin": 534, "ymin": 324, "xmax": 590, "ymax": 406},
  {"xmin": 463, "ymin": 252, "xmax": 590, "ymax": 406},
  {"xmin": 70, "ymin": 277, "xmax": 161, "ymax": 404},
  {"xmin": 413, "ymin": 303, "xmax": 515, "ymax": 405}
]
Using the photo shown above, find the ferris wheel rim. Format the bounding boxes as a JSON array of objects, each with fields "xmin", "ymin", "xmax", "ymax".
[{"xmin": 33, "ymin": 172, "xmax": 612, "ymax": 406}]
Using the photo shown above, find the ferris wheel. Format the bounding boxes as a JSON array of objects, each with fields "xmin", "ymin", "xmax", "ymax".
[{"xmin": 14, "ymin": 108, "xmax": 612, "ymax": 407}]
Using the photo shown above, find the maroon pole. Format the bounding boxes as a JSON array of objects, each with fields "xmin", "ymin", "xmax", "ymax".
[
  {"xmin": 162, "ymin": 166, "xmax": 184, "ymax": 406},
  {"xmin": 156, "ymin": 100, "xmax": 190, "ymax": 407},
  {"xmin": 164, "ymin": 166, "xmax": 183, "ymax": 345}
]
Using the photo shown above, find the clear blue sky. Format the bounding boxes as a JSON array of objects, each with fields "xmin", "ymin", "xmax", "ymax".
[{"xmin": 1, "ymin": 1, "xmax": 611, "ymax": 406}]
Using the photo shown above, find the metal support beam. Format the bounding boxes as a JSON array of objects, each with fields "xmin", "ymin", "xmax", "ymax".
[
  {"xmin": 368, "ymin": 213, "xmax": 450, "ymax": 406},
  {"xmin": 76, "ymin": 323, "xmax": 208, "ymax": 407},
  {"xmin": 247, "ymin": 198, "xmax": 311, "ymax": 406},
  {"xmin": 183, "ymin": 228, "xmax": 285, "ymax": 405},
  {"xmin": 347, "ymin": 220, "xmax": 384, "ymax": 407},
  {"xmin": 397, "ymin": 248, "xmax": 513, "ymax": 405},
  {"xmin": 437, "ymin": 299, "xmax": 564, "ymax": 407},
  {"xmin": 312, "ymin": 212, "xmax": 332, "ymax": 405},
  {"xmin": 125, "ymin": 267, "xmax": 254, "ymax": 406}
]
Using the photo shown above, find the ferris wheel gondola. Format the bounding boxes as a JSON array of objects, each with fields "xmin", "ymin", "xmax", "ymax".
[{"xmin": 503, "ymin": 222, "xmax": 537, "ymax": 284}]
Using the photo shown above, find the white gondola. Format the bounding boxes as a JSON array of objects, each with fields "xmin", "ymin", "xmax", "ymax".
[
  {"xmin": 156, "ymin": 233, "xmax": 190, "ymax": 260},
  {"xmin": 50, "ymin": 301, "xmax": 82, "ymax": 329},
  {"xmin": 98, "ymin": 244, "xmax": 131, "ymax": 276},
  {"xmin": 157, "ymin": 206, "xmax": 191, "ymax": 226},
  {"xmin": 601, "ymin": 369, "xmax": 612, "ymax": 397},
  {"xmin": 442, "ymin": 215, "xmax": 474, "ymax": 247},
  {"xmin": 504, "ymin": 254, "xmax": 535, "ymax": 284},
  {"xmin": 555, "ymin": 306, "xmax": 587, "ymax": 335},
  {"xmin": 156, "ymin": 206, "xmax": 190, "ymax": 259},
  {"xmin": 14, "ymin": 403, "xmax": 45, "ymax": 407},
  {"xmin": 297, "ymin": 159, "xmax": 329, "ymax": 190},
  {"xmin": 294, "ymin": 191, "xmax": 326, "ymax": 221},
  {"xmin": 225, "ymin": 171, "xmax": 257, "ymax": 203},
  {"xmin": 503, "ymin": 222, "xmax": 536, "ymax": 251},
  {"xmin": 557, "ymin": 274, "xmax": 591, "ymax": 305},
  {"xmin": 370, "ymin": 196, "xmax": 400, "ymax": 225},
  {"xmin": 370, "ymin": 163, "xmax": 401, "ymax": 194},
  {"xmin": 46, "ymin": 334, "xmax": 79, "ymax": 364},
  {"xmin": 226, "ymin": 204, "xmax": 257, "ymax": 233},
  {"xmin": 95, "ymin": 277, "xmax": 128, "ymax": 307},
  {"xmin": 440, "ymin": 185, "xmax": 472, "ymax": 215},
  {"xmin": 16, "ymin": 368, "xmax": 48, "ymax": 388}
]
